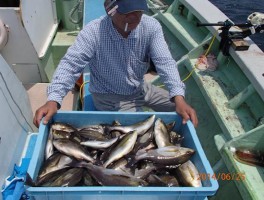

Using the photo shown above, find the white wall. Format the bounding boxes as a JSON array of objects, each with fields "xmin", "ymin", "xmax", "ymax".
[{"xmin": 0, "ymin": 55, "xmax": 34, "ymax": 190}]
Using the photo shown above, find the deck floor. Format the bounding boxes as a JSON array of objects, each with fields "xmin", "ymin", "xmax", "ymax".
[{"xmin": 24, "ymin": 83, "xmax": 79, "ymax": 116}]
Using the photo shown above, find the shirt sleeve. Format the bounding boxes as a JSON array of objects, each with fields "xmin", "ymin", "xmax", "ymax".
[
  {"xmin": 47, "ymin": 25, "xmax": 96, "ymax": 105},
  {"xmin": 149, "ymin": 20, "xmax": 185, "ymax": 99}
]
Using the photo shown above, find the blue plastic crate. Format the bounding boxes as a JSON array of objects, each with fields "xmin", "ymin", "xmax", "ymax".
[{"xmin": 27, "ymin": 111, "xmax": 218, "ymax": 200}]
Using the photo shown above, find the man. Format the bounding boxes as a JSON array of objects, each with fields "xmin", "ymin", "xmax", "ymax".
[{"xmin": 33, "ymin": 0, "xmax": 198, "ymax": 128}]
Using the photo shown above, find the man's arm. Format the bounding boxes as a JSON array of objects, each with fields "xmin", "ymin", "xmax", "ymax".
[
  {"xmin": 149, "ymin": 19, "xmax": 198, "ymax": 127},
  {"xmin": 33, "ymin": 24, "xmax": 96, "ymax": 127}
]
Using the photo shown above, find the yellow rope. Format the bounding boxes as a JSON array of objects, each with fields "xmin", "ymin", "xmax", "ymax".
[
  {"xmin": 181, "ymin": 34, "xmax": 217, "ymax": 82},
  {"xmin": 182, "ymin": 68, "xmax": 195, "ymax": 82},
  {"xmin": 158, "ymin": 33, "xmax": 217, "ymax": 88},
  {"xmin": 204, "ymin": 35, "xmax": 216, "ymax": 56},
  {"xmin": 79, "ymin": 81, "xmax": 90, "ymax": 105}
]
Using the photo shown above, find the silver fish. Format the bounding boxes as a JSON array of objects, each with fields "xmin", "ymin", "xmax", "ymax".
[
  {"xmin": 69, "ymin": 131, "xmax": 83, "ymax": 143},
  {"xmin": 166, "ymin": 121, "xmax": 176, "ymax": 132},
  {"xmin": 47, "ymin": 168, "xmax": 84, "ymax": 187},
  {"xmin": 80, "ymin": 136, "xmax": 119, "ymax": 149},
  {"xmin": 38, "ymin": 152, "xmax": 75, "ymax": 179},
  {"xmin": 110, "ymin": 120, "xmax": 123, "ymax": 138},
  {"xmin": 175, "ymin": 160, "xmax": 202, "ymax": 187},
  {"xmin": 45, "ymin": 128, "xmax": 54, "ymax": 160},
  {"xmin": 37, "ymin": 168, "xmax": 70, "ymax": 186},
  {"xmin": 103, "ymin": 131, "xmax": 138, "ymax": 168},
  {"xmin": 106, "ymin": 115, "xmax": 155, "ymax": 136},
  {"xmin": 52, "ymin": 129, "xmax": 71, "ymax": 139},
  {"xmin": 134, "ymin": 146, "xmax": 195, "ymax": 166},
  {"xmin": 134, "ymin": 165, "xmax": 157, "ymax": 180},
  {"xmin": 147, "ymin": 174, "xmax": 179, "ymax": 187},
  {"xmin": 154, "ymin": 118, "xmax": 173, "ymax": 148},
  {"xmin": 77, "ymin": 162, "xmax": 148, "ymax": 186},
  {"xmin": 77, "ymin": 128, "xmax": 108, "ymax": 141},
  {"xmin": 147, "ymin": 174, "xmax": 167, "ymax": 186},
  {"xmin": 51, "ymin": 122, "xmax": 77, "ymax": 133},
  {"xmin": 170, "ymin": 131, "xmax": 184, "ymax": 146},
  {"xmin": 109, "ymin": 158, "xmax": 133, "ymax": 175},
  {"xmin": 83, "ymin": 170, "xmax": 97, "ymax": 186},
  {"xmin": 78, "ymin": 125, "xmax": 105, "ymax": 134},
  {"xmin": 53, "ymin": 138, "xmax": 95, "ymax": 163},
  {"xmin": 159, "ymin": 174, "xmax": 180, "ymax": 187},
  {"xmin": 132, "ymin": 126, "xmax": 154, "ymax": 153}
]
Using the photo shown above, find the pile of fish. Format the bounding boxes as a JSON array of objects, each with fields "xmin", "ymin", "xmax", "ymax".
[{"xmin": 33, "ymin": 115, "xmax": 202, "ymax": 187}]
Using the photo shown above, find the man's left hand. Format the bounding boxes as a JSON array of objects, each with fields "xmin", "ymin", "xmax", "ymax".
[{"xmin": 174, "ymin": 96, "xmax": 198, "ymax": 127}]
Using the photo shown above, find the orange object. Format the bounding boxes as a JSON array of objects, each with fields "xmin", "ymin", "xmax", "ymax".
[{"xmin": 75, "ymin": 74, "xmax": 83, "ymax": 90}]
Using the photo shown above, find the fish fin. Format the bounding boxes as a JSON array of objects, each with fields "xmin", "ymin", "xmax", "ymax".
[
  {"xmin": 71, "ymin": 161, "xmax": 88, "ymax": 168},
  {"xmin": 125, "ymin": 155, "xmax": 137, "ymax": 168},
  {"xmin": 94, "ymin": 159, "xmax": 103, "ymax": 166},
  {"xmin": 104, "ymin": 125, "xmax": 112, "ymax": 135}
]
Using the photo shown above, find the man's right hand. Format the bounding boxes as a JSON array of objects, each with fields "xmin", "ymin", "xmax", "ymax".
[{"xmin": 33, "ymin": 101, "xmax": 58, "ymax": 128}]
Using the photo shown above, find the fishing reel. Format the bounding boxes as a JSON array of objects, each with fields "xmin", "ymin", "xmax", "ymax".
[
  {"xmin": 247, "ymin": 12, "xmax": 264, "ymax": 26},
  {"xmin": 197, "ymin": 12, "xmax": 264, "ymax": 56}
]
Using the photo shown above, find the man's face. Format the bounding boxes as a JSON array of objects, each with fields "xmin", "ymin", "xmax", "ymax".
[{"xmin": 111, "ymin": 11, "xmax": 143, "ymax": 33}]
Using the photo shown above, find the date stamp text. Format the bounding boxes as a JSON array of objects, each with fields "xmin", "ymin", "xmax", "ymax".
[{"xmin": 198, "ymin": 173, "xmax": 245, "ymax": 181}]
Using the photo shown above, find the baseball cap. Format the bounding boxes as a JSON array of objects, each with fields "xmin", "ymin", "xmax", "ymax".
[{"xmin": 116, "ymin": 0, "xmax": 148, "ymax": 14}]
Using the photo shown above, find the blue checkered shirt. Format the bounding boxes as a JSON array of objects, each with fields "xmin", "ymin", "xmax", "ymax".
[{"xmin": 47, "ymin": 14, "xmax": 185, "ymax": 105}]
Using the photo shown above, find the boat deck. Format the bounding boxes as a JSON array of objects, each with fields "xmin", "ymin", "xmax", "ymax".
[{"xmin": 24, "ymin": 83, "xmax": 79, "ymax": 116}]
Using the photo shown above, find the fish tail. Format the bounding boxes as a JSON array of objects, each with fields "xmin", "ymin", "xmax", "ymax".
[{"xmin": 25, "ymin": 172, "xmax": 36, "ymax": 187}]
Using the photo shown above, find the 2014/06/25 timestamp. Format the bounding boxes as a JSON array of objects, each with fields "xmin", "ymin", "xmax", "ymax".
[{"xmin": 198, "ymin": 173, "xmax": 245, "ymax": 181}]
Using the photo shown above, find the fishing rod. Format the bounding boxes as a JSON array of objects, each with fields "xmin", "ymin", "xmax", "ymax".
[{"xmin": 197, "ymin": 12, "xmax": 264, "ymax": 56}]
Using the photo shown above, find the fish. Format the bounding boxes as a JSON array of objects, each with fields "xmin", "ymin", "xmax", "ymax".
[
  {"xmin": 77, "ymin": 128, "xmax": 109, "ymax": 141},
  {"xmin": 46, "ymin": 168, "xmax": 84, "ymax": 187},
  {"xmin": 169, "ymin": 131, "xmax": 184, "ymax": 146},
  {"xmin": 51, "ymin": 122, "xmax": 77, "ymax": 133},
  {"xmin": 53, "ymin": 138, "xmax": 95, "ymax": 163},
  {"xmin": 132, "ymin": 126, "xmax": 154, "ymax": 153},
  {"xmin": 147, "ymin": 174, "xmax": 179, "ymax": 187},
  {"xmin": 154, "ymin": 118, "xmax": 173, "ymax": 148},
  {"xmin": 132, "ymin": 146, "xmax": 195, "ymax": 166},
  {"xmin": 230, "ymin": 146, "xmax": 264, "ymax": 167},
  {"xmin": 166, "ymin": 121, "xmax": 176, "ymax": 132},
  {"xmin": 110, "ymin": 120, "xmax": 123, "ymax": 138},
  {"xmin": 147, "ymin": 174, "xmax": 167, "ymax": 186},
  {"xmin": 105, "ymin": 115, "xmax": 155, "ymax": 136},
  {"xmin": 175, "ymin": 160, "xmax": 202, "ymax": 187},
  {"xmin": 134, "ymin": 165, "xmax": 157, "ymax": 180},
  {"xmin": 83, "ymin": 169, "xmax": 97, "ymax": 186},
  {"xmin": 80, "ymin": 136, "xmax": 119, "ymax": 149},
  {"xmin": 38, "ymin": 152, "xmax": 75, "ymax": 180},
  {"xmin": 109, "ymin": 158, "xmax": 133, "ymax": 175},
  {"xmin": 159, "ymin": 174, "xmax": 180, "ymax": 187},
  {"xmin": 103, "ymin": 131, "xmax": 138, "ymax": 168},
  {"xmin": 36, "ymin": 168, "xmax": 70, "ymax": 186},
  {"xmin": 52, "ymin": 129, "xmax": 71, "ymax": 139},
  {"xmin": 69, "ymin": 131, "xmax": 83, "ymax": 143},
  {"xmin": 78, "ymin": 125, "xmax": 105, "ymax": 134},
  {"xmin": 45, "ymin": 128, "xmax": 54, "ymax": 160},
  {"xmin": 76, "ymin": 162, "xmax": 148, "ymax": 186}
]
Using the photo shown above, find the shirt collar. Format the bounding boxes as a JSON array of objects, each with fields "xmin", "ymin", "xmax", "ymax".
[{"xmin": 107, "ymin": 16, "xmax": 141, "ymax": 40}]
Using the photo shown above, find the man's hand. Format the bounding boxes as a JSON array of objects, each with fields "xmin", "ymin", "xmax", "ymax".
[
  {"xmin": 33, "ymin": 101, "xmax": 58, "ymax": 128},
  {"xmin": 174, "ymin": 96, "xmax": 198, "ymax": 127}
]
